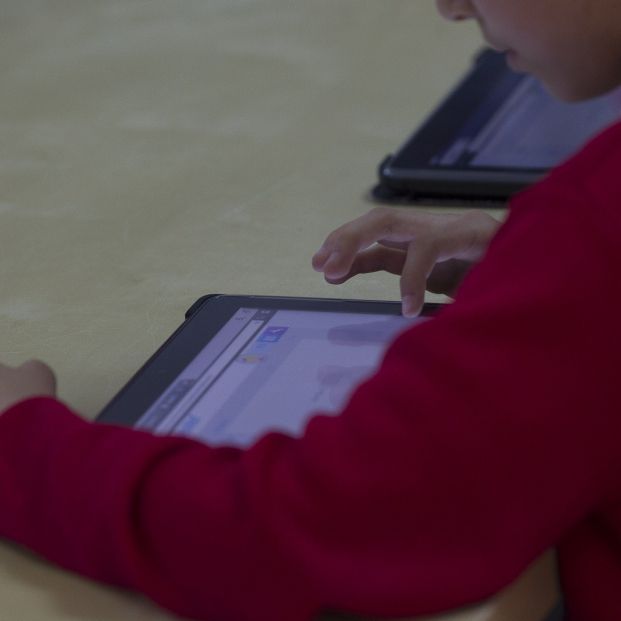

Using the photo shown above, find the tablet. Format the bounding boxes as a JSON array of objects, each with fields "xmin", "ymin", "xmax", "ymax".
[
  {"xmin": 374, "ymin": 49, "xmax": 621, "ymax": 205},
  {"xmin": 97, "ymin": 295, "xmax": 440, "ymax": 447}
]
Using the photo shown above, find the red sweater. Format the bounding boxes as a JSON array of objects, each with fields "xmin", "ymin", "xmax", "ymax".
[{"xmin": 2, "ymin": 123, "xmax": 621, "ymax": 621}]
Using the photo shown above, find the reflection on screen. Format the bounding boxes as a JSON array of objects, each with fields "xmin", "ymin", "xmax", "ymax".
[
  {"xmin": 136, "ymin": 309, "xmax": 424, "ymax": 447},
  {"xmin": 433, "ymin": 78, "xmax": 621, "ymax": 169}
]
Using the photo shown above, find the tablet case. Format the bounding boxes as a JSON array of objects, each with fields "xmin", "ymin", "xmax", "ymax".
[
  {"xmin": 372, "ymin": 49, "xmax": 529, "ymax": 207},
  {"xmin": 372, "ymin": 49, "xmax": 619, "ymax": 206}
]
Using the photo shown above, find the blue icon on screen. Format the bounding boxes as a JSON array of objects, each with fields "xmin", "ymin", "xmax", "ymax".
[{"xmin": 259, "ymin": 326, "xmax": 288, "ymax": 343}]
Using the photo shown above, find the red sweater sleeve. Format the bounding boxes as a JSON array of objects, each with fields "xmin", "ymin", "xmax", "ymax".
[{"xmin": 1, "ymin": 126, "xmax": 621, "ymax": 620}]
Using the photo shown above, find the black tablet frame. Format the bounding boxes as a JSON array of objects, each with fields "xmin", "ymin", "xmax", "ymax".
[
  {"xmin": 97, "ymin": 294, "xmax": 443, "ymax": 428},
  {"xmin": 377, "ymin": 48, "xmax": 545, "ymax": 203}
]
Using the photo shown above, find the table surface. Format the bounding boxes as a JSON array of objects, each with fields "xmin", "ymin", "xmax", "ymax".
[{"xmin": 0, "ymin": 1, "xmax": 559, "ymax": 619}]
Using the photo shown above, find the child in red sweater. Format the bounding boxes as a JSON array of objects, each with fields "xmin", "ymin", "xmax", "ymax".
[{"xmin": 1, "ymin": 1, "xmax": 621, "ymax": 620}]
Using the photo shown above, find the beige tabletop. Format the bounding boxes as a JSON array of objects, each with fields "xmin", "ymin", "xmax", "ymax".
[{"xmin": 0, "ymin": 1, "xmax": 558, "ymax": 619}]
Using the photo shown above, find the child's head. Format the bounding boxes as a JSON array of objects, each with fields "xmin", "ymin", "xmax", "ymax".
[{"xmin": 436, "ymin": 0, "xmax": 621, "ymax": 101}]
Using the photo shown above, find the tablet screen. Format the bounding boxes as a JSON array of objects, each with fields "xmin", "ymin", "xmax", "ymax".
[
  {"xmin": 134, "ymin": 307, "xmax": 423, "ymax": 447},
  {"xmin": 432, "ymin": 78, "xmax": 621, "ymax": 170},
  {"xmin": 379, "ymin": 50, "xmax": 621, "ymax": 201}
]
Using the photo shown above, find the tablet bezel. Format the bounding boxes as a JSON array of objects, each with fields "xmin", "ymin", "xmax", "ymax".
[
  {"xmin": 377, "ymin": 49, "xmax": 545, "ymax": 201},
  {"xmin": 97, "ymin": 294, "xmax": 444, "ymax": 428}
]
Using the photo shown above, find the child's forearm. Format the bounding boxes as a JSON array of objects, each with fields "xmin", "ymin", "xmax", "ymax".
[{"xmin": 0, "ymin": 397, "xmax": 316, "ymax": 620}]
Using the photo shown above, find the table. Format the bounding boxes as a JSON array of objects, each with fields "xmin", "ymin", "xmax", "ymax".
[{"xmin": 0, "ymin": 1, "xmax": 559, "ymax": 619}]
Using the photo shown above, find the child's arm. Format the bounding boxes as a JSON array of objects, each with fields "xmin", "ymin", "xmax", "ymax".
[
  {"xmin": 3, "ymin": 124, "xmax": 621, "ymax": 621},
  {"xmin": 312, "ymin": 208, "xmax": 500, "ymax": 317},
  {"xmin": 0, "ymin": 177, "xmax": 619, "ymax": 620}
]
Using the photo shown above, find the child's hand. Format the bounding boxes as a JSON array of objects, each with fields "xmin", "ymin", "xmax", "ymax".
[
  {"xmin": 0, "ymin": 360, "xmax": 57, "ymax": 413},
  {"xmin": 312, "ymin": 207, "xmax": 500, "ymax": 317}
]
